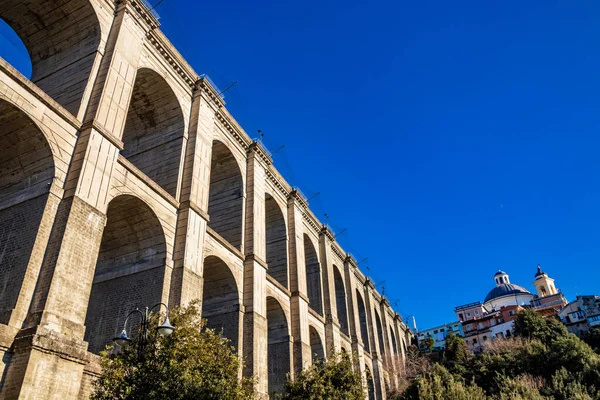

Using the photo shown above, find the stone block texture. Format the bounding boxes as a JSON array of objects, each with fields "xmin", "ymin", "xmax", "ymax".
[{"xmin": 0, "ymin": 1, "xmax": 412, "ymax": 398}]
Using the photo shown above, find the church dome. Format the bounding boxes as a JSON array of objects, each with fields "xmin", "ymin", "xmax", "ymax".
[{"xmin": 484, "ymin": 283, "xmax": 531, "ymax": 303}]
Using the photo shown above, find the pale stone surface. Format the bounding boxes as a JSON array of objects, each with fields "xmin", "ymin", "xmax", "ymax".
[{"xmin": 0, "ymin": 1, "xmax": 413, "ymax": 398}]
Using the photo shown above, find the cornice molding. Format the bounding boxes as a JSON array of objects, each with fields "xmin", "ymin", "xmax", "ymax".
[
  {"xmin": 146, "ymin": 31, "xmax": 197, "ymax": 89},
  {"xmin": 118, "ymin": 0, "xmax": 159, "ymax": 30},
  {"xmin": 288, "ymin": 189, "xmax": 308, "ymax": 209},
  {"xmin": 330, "ymin": 243, "xmax": 345, "ymax": 264},
  {"xmin": 247, "ymin": 141, "xmax": 273, "ymax": 166},
  {"xmin": 214, "ymin": 110, "xmax": 252, "ymax": 153}
]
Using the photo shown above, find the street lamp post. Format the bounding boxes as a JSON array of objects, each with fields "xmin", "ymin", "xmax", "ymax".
[{"xmin": 113, "ymin": 302, "xmax": 175, "ymax": 360}]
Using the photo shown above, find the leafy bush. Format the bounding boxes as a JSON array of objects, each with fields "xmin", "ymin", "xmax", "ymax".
[
  {"xmin": 92, "ymin": 301, "xmax": 254, "ymax": 400},
  {"xmin": 278, "ymin": 352, "xmax": 364, "ymax": 400}
]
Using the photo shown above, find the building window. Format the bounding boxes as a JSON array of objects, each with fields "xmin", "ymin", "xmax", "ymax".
[
  {"xmin": 483, "ymin": 336, "xmax": 487, "ymax": 341},
  {"xmin": 508, "ymin": 310, "xmax": 515, "ymax": 316},
  {"xmin": 433, "ymin": 330, "xmax": 438, "ymax": 334},
  {"xmin": 473, "ymin": 338, "xmax": 478, "ymax": 344},
  {"xmin": 505, "ymin": 330, "xmax": 511, "ymax": 337},
  {"xmin": 467, "ymin": 312, "xmax": 471, "ymax": 317}
]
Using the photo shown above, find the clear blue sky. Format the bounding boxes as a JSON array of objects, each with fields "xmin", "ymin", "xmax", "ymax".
[{"xmin": 2, "ymin": 1, "xmax": 600, "ymax": 330}]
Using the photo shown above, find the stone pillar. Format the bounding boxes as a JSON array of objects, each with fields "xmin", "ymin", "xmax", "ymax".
[
  {"xmin": 319, "ymin": 227, "xmax": 341, "ymax": 354},
  {"xmin": 364, "ymin": 283, "xmax": 386, "ymax": 400},
  {"xmin": 0, "ymin": 3, "xmax": 156, "ymax": 397},
  {"xmin": 169, "ymin": 82, "xmax": 217, "ymax": 307},
  {"xmin": 288, "ymin": 190, "xmax": 312, "ymax": 373},
  {"xmin": 82, "ymin": 0, "xmax": 155, "ymax": 140},
  {"xmin": 243, "ymin": 143, "xmax": 269, "ymax": 397},
  {"xmin": 344, "ymin": 256, "xmax": 366, "ymax": 372}
]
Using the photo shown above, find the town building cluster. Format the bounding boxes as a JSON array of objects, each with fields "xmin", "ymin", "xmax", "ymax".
[{"xmin": 417, "ymin": 266, "xmax": 600, "ymax": 352}]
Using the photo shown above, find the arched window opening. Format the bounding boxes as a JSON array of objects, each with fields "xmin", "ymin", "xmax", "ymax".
[
  {"xmin": 208, "ymin": 141, "xmax": 243, "ymax": 250},
  {"xmin": 265, "ymin": 194, "xmax": 288, "ymax": 288},
  {"xmin": 374, "ymin": 311, "xmax": 386, "ymax": 356},
  {"xmin": 309, "ymin": 326, "xmax": 324, "ymax": 362},
  {"xmin": 84, "ymin": 195, "xmax": 166, "ymax": 354},
  {"xmin": 356, "ymin": 290, "xmax": 370, "ymax": 353},
  {"xmin": 333, "ymin": 266, "xmax": 349, "ymax": 336},
  {"xmin": 0, "ymin": 100, "xmax": 54, "ymax": 325},
  {"xmin": 0, "ymin": 0, "xmax": 102, "ymax": 115},
  {"xmin": 366, "ymin": 366, "xmax": 376, "ymax": 400},
  {"xmin": 304, "ymin": 234, "xmax": 323, "ymax": 315},
  {"xmin": 202, "ymin": 255, "xmax": 240, "ymax": 350},
  {"xmin": 121, "ymin": 68, "xmax": 185, "ymax": 197},
  {"xmin": 267, "ymin": 297, "xmax": 290, "ymax": 395},
  {"xmin": 390, "ymin": 327, "xmax": 398, "ymax": 355},
  {"xmin": 0, "ymin": 19, "xmax": 32, "ymax": 77}
]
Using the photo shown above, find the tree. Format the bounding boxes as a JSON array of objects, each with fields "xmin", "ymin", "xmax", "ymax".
[
  {"xmin": 422, "ymin": 336, "xmax": 435, "ymax": 352},
  {"xmin": 443, "ymin": 332, "xmax": 471, "ymax": 368},
  {"xmin": 92, "ymin": 301, "xmax": 254, "ymax": 400},
  {"xmin": 582, "ymin": 326, "xmax": 600, "ymax": 354},
  {"xmin": 513, "ymin": 309, "xmax": 568, "ymax": 343},
  {"xmin": 279, "ymin": 352, "xmax": 364, "ymax": 400},
  {"xmin": 402, "ymin": 364, "xmax": 486, "ymax": 400}
]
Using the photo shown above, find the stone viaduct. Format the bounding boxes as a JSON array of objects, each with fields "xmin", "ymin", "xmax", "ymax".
[{"xmin": 0, "ymin": 0, "xmax": 412, "ymax": 398}]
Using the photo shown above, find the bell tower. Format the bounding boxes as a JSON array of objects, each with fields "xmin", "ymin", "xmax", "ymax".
[{"xmin": 533, "ymin": 265, "xmax": 557, "ymax": 298}]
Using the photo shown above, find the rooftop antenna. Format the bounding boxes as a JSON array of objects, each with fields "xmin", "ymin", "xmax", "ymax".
[
  {"xmin": 271, "ymin": 145, "xmax": 285, "ymax": 155},
  {"xmin": 217, "ymin": 81, "xmax": 238, "ymax": 97},
  {"xmin": 333, "ymin": 228, "xmax": 347, "ymax": 239},
  {"xmin": 148, "ymin": 0, "xmax": 166, "ymax": 12},
  {"xmin": 324, "ymin": 213, "xmax": 330, "ymax": 225},
  {"xmin": 307, "ymin": 192, "xmax": 320, "ymax": 201},
  {"xmin": 357, "ymin": 257, "xmax": 369, "ymax": 265},
  {"xmin": 257, "ymin": 130, "xmax": 264, "ymax": 142}
]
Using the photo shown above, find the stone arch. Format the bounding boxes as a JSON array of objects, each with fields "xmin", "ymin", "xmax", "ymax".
[
  {"xmin": 365, "ymin": 365, "xmax": 376, "ymax": 400},
  {"xmin": 208, "ymin": 140, "xmax": 244, "ymax": 250},
  {"xmin": 304, "ymin": 234, "xmax": 323, "ymax": 315},
  {"xmin": 333, "ymin": 265, "xmax": 349, "ymax": 336},
  {"xmin": 84, "ymin": 195, "xmax": 167, "ymax": 354},
  {"xmin": 0, "ymin": 100, "xmax": 55, "ymax": 325},
  {"xmin": 0, "ymin": 0, "xmax": 102, "ymax": 115},
  {"xmin": 0, "ymin": 19, "xmax": 31, "ymax": 77},
  {"xmin": 121, "ymin": 68, "xmax": 185, "ymax": 197},
  {"xmin": 267, "ymin": 296, "xmax": 291, "ymax": 395},
  {"xmin": 265, "ymin": 193, "xmax": 288, "ymax": 288},
  {"xmin": 390, "ymin": 326, "xmax": 398, "ymax": 355},
  {"xmin": 309, "ymin": 325, "xmax": 325, "ymax": 362},
  {"xmin": 202, "ymin": 255, "xmax": 240, "ymax": 350},
  {"xmin": 355, "ymin": 289, "xmax": 370, "ymax": 353},
  {"xmin": 374, "ymin": 310, "xmax": 386, "ymax": 356}
]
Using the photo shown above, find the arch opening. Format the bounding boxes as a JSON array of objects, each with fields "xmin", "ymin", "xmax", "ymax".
[
  {"xmin": 366, "ymin": 366, "xmax": 376, "ymax": 400},
  {"xmin": 0, "ymin": 19, "xmax": 31, "ymax": 78},
  {"xmin": 208, "ymin": 141, "xmax": 243, "ymax": 250},
  {"xmin": 374, "ymin": 310, "xmax": 386, "ymax": 356},
  {"xmin": 309, "ymin": 326, "xmax": 324, "ymax": 362},
  {"xmin": 0, "ymin": 100, "xmax": 54, "ymax": 324},
  {"xmin": 390, "ymin": 327, "xmax": 398, "ymax": 355},
  {"xmin": 202, "ymin": 255, "xmax": 240, "ymax": 350},
  {"xmin": 267, "ymin": 296, "xmax": 290, "ymax": 395},
  {"xmin": 0, "ymin": 0, "xmax": 102, "ymax": 115},
  {"xmin": 121, "ymin": 68, "xmax": 185, "ymax": 197},
  {"xmin": 304, "ymin": 234, "xmax": 323, "ymax": 315},
  {"xmin": 265, "ymin": 194, "xmax": 288, "ymax": 288},
  {"xmin": 333, "ymin": 266, "xmax": 349, "ymax": 336},
  {"xmin": 84, "ymin": 195, "xmax": 167, "ymax": 354},
  {"xmin": 356, "ymin": 290, "xmax": 370, "ymax": 353}
]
